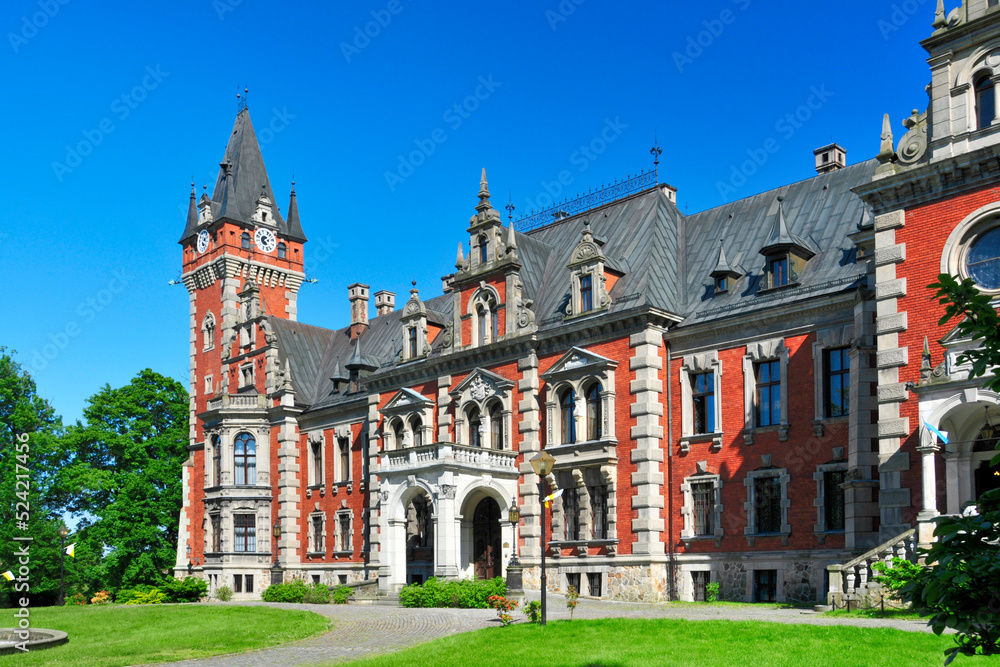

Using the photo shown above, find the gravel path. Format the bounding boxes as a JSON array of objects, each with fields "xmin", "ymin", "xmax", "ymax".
[{"xmin": 161, "ymin": 597, "xmax": 934, "ymax": 667}]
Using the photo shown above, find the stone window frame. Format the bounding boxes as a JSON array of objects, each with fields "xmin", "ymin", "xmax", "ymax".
[
  {"xmin": 468, "ymin": 285, "xmax": 501, "ymax": 347},
  {"xmin": 743, "ymin": 463, "xmax": 791, "ymax": 545},
  {"xmin": 239, "ymin": 363, "xmax": 254, "ymax": 389},
  {"xmin": 549, "ymin": 466, "xmax": 618, "ymax": 553},
  {"xmin": 334, "ymin": 508, "xmax": 354, "ymax": 555},
  {"xmin": 232, "ymin": 511, "xmax": 258, "ymax": 552},
  {"xmin": 742, "ymin": 338, "xmax": 789, "ymax": 444},
  {"xmin": 208, "ymin": 433, "xmax": 221, "ymax": 488},
  {"xmin": 941, "ymin": 201, "xmax": 1000, "ymax": 297},
  {"xmin": 307, "ymin": 433, "xmax": 325, "ymax": 488},
  {"xmin": 336, "ymin": 431, "xmax": 352, "ymax": 483},
  {"xmin": 307, "ymin": 510, "xmax": 326, "ymax": 556},
  {"xmin": 680, "ymin": 462, "xmax": 724, "ymax": 546},
  {"xmin": 813, "ymin": 459, "xmax": 848, "ymax": 540},
  {"xmin": 541, "ymin": 347, "xmax": 618, "ymax": 449},
  {"xmin": 812, "ymin": 325, "xmax": 855, "ymax": 436},
  {"xmin": 450, "ymin": 369, "xmax": 515, "ymax": 449},
  {"xmin": 202, "ymin": 311, "xmax": 216, "ymax": 351},
  {"xmin": 953, "ymin": 51, "xmax": 1000, "ymax": 134},
  {"xmin": 208, "ymin": 512, "xmax": 222, "ymax": 553},
  {"xmin": 380, "ymin": 389, "xmax": 435, "ymax": 451},
  {"xmin": 564, "ymin": 222, "xmax": 612, "ymax": 319},
  {"xmin": 204, "ymin": 374, "xmax": 214, "ymax": 396},
  {"xmin": 679, "ymin": 351, "xmax": 723, "ymax": 451}
]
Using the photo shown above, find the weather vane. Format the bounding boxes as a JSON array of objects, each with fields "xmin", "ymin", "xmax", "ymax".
[
  {"xmin": 650, "ymin": 132, "xmax": 662, "ymax": 170},
  {"xmin": 237, "ymin": 86, "xmax": 248, "ymax": 112},
  {"xmin": 506, "ymin": 192, "xmax": 515, "ymax": 222}
]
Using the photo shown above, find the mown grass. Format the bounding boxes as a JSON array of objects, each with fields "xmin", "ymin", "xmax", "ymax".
[
  {"xmin": 1, "ymin": 604, "xmax": 330, "ymax": 666},
  {"xmin": 336, "ymin": 618, "xmax": 1000, "ymax": 667},
  {"xmin": 824, "ymin": 607, "xmax": 924, "ymax": 620}
]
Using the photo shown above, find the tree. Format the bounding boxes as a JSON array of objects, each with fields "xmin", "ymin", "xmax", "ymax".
[
  {"xmin": 59, "ymin": 369, "xmax": 188, "ymax": 591},
  {"xmin": 903, "ymin": 275, "xmax": 1000, "ymax": 663},
  {"xmin": 0, "ymin": 348, "xmax": 67, "ymax": 606}
]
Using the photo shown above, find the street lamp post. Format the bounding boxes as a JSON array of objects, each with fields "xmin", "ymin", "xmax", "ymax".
[
  {"xmin": 530, "ymin": 451, "xmax": 556, "ymax": 626},
  {"xmin": 270, "ymin": 518, "xmax": 283, "ymax": 585},
  {"xmin": 506, "ymin": 497, "xmax": 523, "ymax": 596},
  {"xmin": 57, "ymin": 524, "xmax": 69, "ymax": 606},
  {"xmin": 186, "ymin": 543, "xmax": 194, "ymax": 576}
]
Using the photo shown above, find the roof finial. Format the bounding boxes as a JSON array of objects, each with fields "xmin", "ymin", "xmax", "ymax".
[
  {"xmin": 506, "ymin": 191, "xmax": 515, "ymax": 222},
  {"xmin": 237, "ymin": 86, "xmax": 248, "ymax": 113},
  {"xmin": 456, "ymin": 242, "xmax": 466, "ymax": 269},
  {"xmin": 878, "ymin": 113, "xmax": 895, "ymax": 163},
  {"xmin": 650, "ymin": 132, "xmax": 663, "ymax": 180},
  {"xmin": 933, "ymin": 0, "xmax": 947, "ymax": 28}
]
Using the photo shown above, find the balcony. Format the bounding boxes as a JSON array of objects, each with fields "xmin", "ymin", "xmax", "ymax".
[
  {"xmin": 379, "ymin": 443, "xmax": 518, "ymax": 476},
  {"xmin": 545, "ymin": 437, "xmax": 618, "ymax": 471},
  {"xmin": 205, "ymin": 393, "xmax": 267, "ymax": 411}
]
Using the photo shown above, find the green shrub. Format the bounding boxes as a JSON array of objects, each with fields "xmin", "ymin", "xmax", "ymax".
[
  {"xmin": 706, "ymin": 582, "xmax": 720, "ymax": 603},
  {"xmin": 116, "ymin": 585, "xmax": 158, "ymax": 604},
  {"xmin": 262, "ymin": 579, "xmax": 309, "ymax": 603},
  {"xmin": 332, "ymin": 586, "xmax": 352, "ymax": 604},
  {"xmin": 304, "ymin": 583, "xmax": 331, "ymax": 604},
  {"xmin": 215, "ymin": 585, "xmax": 233, "ymax": 602},
  {"xmin": 398, "ymin": 577, "xmax": 506, "ymax": 609},
  {"xmin": 64, "ymin": 593, "xmax": 87, "ymax": 606},
  {"xmin": 124, "ymin": 588, "xmax": 168, "ymax": 605},
  {"xmin": 523, "ymin": 600, "xmax": 542, "ymax": 623},
  {"xmin": 160, "ymin": 576, "xmax": 209, "ymax": 603}
]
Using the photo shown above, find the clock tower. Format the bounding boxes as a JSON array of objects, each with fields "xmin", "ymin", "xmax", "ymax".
[{"xmin": 174, "ymin": 107, "xmax": 308, "ymax": 579}]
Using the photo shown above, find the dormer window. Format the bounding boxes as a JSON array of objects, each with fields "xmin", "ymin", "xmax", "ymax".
[
  {"xmin": 408, "ymin": 328, "xmax": 418, "ymax": 358},
  {"xmin": 714, "ymin": 276, "xmax": 727, "ymax": 294},
  {"xmin": 580, "ymin": 275, "xmax": 593, "ymax": 312},
  {"xmin": 768, "ymin": 257, "xmax": 789, "ymax": 288},
  {"xmin": 710, "ymin": 241, "xmax": 741, "ymax": 296},
  {"xmin": 241, "ymin": 232, "xmax": 251, "ymax": 249},
  {"xmin": 349, "ymin": 370, "xmax": 360, "ymax": 393},
  {"xmin": 976, "ymin": 71, "xmax": 996, "ymax": 130}
]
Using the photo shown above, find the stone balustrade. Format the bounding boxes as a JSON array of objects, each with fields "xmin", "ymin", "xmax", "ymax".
[
  {"xmin": 826, "ymin": 528, "xmax": 916, "ymax": 608},
  {"xmin": 379, "ymin": 442, "xmax": 517, "ymax": 473}
]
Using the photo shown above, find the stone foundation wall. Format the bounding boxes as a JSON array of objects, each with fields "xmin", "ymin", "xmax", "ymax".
[
  {"xmin": 719, "ymin": 562, "xmax": 748, "ymax": 601},
  {"xmin": 784, "ymin": 560, "xmax": 820, "ymax": 604},
  {"xmin": 606, "ymin": 564, "xmax": 668, "ymax": 602}
]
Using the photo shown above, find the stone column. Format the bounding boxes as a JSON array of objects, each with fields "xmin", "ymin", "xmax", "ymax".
[
  {"xmin": 629, "ymin": 327, "xmax": 665, "ymax": 555},
  {"xmin": 916, "ymin": 442, "xmax": 940, "ymax": 547},
  {"xmin": 517, "ymin": 351, "xmax": 542, "ymax": 563},
  {"xmin": 435, "ymin": 479, "xmax": 459, "ymax": 577}
]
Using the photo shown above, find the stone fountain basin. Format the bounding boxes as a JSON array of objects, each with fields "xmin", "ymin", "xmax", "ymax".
[{"xmin": 0, "ymin": 628, "xmax": 68, "ymax": 655}]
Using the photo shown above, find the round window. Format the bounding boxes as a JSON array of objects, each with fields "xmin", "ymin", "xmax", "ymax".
[{"xmin": 967, "ymin": 227, "xmax": 1000, "ymax": 290}]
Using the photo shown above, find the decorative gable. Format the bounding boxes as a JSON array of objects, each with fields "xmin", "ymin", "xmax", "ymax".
[
  {"xmin": 542, "ymin": 346, "xmax": 618, "ymax": 382},
  {"xmin": 400, "ymin": 284, "xmax": 429, "ymax": 362},
  {"xmin": 450, "ymin": 368, "xmax": 515, "ymax": 404},
  {"xmin": 565, "ymin": 220, "xmax": 613, "ymax": 317},
  {"xmin": 382, "ymin": 387, "xmax": 435, "ymax": 416}
]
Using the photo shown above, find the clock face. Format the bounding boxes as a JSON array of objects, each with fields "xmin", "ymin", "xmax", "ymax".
[
  {"xmin": 196, "ymin": 230, "xmax": 210, "ymax": 254},
  {"xmin": 254, "ymin": 228, "xmax": 277, "ymax": 253}
]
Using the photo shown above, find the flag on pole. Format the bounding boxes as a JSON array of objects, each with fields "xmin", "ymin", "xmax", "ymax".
[
  {"xmin": 922, "ymin": 418, "xmax": 949, "ymax": 445},
  {"xmin": 65, "ymin": 543, "xmax": 75, "ymax": 558},
  {"xmin": 543, "ymin": 489, "xmax": 564, "ymax": 507},
  {"xmin": 1, "ymin": 571, "xmax": 13, "ymax": 581}
]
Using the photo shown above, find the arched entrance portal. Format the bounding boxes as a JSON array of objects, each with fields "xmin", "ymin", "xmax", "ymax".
[
  {"xmin": 974, "ymin": 423, "xmax": 1000, "ymax": 500},
  {"xmin": 937, "ymin": 399, "xmax": 1000, "ymax": 514},
  {"xmin": 405, "ymin": 494, "xmax": 434, "ymax": 585},
  {"xmin": 472, "ymin": 497, "xmax": 502, "ymax": 580}
]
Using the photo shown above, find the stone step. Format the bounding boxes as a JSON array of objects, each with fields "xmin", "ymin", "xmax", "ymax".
[{"xmin": 813, "ymin": 604, "xmax": 833, "ymax": 613}]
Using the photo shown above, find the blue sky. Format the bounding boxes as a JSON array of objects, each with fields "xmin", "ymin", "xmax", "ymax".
[{"xmin": 2, "ymin": 0, "xmax": 939, "ymax": 423}]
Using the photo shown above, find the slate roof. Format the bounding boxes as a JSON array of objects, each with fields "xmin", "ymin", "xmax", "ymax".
[{"xmin": 179, "ymin": 109, "xmax": 306, "ymax": 243}]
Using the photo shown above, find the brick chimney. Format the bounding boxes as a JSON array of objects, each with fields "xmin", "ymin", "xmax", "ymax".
[
  {"xmin": 374, "ymin": 290, "xmax": 395, "ymax": 317},
  {"xmin": 813, "ymin": 144, "xmax": 846, "ymax": 174},
  {"xmin": 348, "ymin": 283, "xmax": 370, "ymax": 340}
]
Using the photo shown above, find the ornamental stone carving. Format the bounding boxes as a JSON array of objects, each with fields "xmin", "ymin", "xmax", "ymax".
[{"xmin": 469, "ymin": 376, "xmax": 495, "ymax": 402}]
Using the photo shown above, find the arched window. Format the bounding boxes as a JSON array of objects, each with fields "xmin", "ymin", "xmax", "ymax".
[
  {"xmin": 968, "ymin": 226, "xmax": 1000, "ymax": 290},
  {"xmin": 233, "ymin": 432, "xmax": 256, "ymax": 485},
  {"xmin": 489, "ymin": 403, "xmax": 503, "ymax": 449},
  {"xmin": 241, "ymin": 232, "xmax": 251, "ymax": 250},
  {"xmin": 392, "ymin": 420, "xmax": 404, "ymax": 450},
  {"xmin": 468, "ymin": 406, "xmax": 482, "ymax": 448},
  {"xmin": 586, "ymin": 382, "xmax": 602, "ymax": 441},
  {"xmin": 411, "ymin": 415, "xmax": 423, "ymax": 448},
  {"xmin": 560, "ymin": 388, "xmax": 577, "ymax": 444},
  {"xmin": 211, "ymin": 435, "xmax": 221, "ymax": 487},
  {"xmin": 976, "ymin": 71, "xmax": 996, "ymax": 130},
  {"xmin": 477, "ymin": 305, "xmax": 488, "ymax": 345},
  {"xmin": 277, "ymin": 242, "xmax": 287, "ymax": 259},
  {"xmin": 203, "ymin": 312, "xmax": 216, "ymax": 350},
  {"xmin": 479, "ymin": 234, "xmax": 489, "ymax": 264}
]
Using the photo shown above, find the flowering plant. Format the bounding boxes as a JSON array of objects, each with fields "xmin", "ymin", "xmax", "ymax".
[
  {"xmin": 487, "ymin": 594, "xmax": 519, "ymax": 626},
  {"xmin": 566, "ymin": 585, "xmax": 580, "ymax": 619}
]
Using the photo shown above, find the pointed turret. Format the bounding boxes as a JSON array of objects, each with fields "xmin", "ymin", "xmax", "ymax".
[
  {"xmin": 179, "ymin": 183, "xmax": 199, "ymax": 242},
  {"xmin": 346, "ymin": 332, "xmax": 378, "ymax": 373},
  {"xmin": 760, "ymin": 196, "xmax": 818, "ymax": 259},
  {"xmin": 469, "ymin": 168, "xmax": 501, "ymax": 228},
  {"xmin": 285, "ymin": 181, "xmax": 307, "ymax": 242},
  {"xmin": 506, "ymin": 222, "xmax": 518, "ymax": 254}
]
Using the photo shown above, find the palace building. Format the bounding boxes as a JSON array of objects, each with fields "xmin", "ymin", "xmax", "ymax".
[{"xmin": 175, "ymin": 2, "xmax": 1000, "ymax": 604}]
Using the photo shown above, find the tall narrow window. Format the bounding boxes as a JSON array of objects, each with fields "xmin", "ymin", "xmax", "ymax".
[
  {"xmin": 976, "ymin": 72, "xmax": 996, "ymax": 130},
  {"xmin": 233, "ymin": 514, "xmax": 256, "ymax": 552},
  {"xmin": 580, "ymin": 275, "xmax": 593, "ymax": 312},
  {"xmin": 312, "ymin": 439, "xmax": 323, "ymax": 485},
  {"xmin": 479, "ymin": 235, "xmax": 489, "ymax": 264},
  {"xmin": 693, "ymin": 571, "xmax": 709, "ymax": 602},
  {"xmin": 769, "ymin": 257, "xmax": 788, "ymax": 288},
  {"xmin": 244, "ymin": 574, "xmax": 254, "ymax": 593},
  {"xmin": 586, "ymin": 382, "xmax": 602, "ymax": 441},
  {"xmin": 277, "ymin": 242, "xmax": 287, "ymax": 259},
  {"xmin": 692, "ymin": 372, "xmax": 716, "ymax": 434},
  {"xmin": 489, "ymin": 403, "xmax": 503, "ymax": 449},
  {"xmin": 211, "ymin": 514, "xmax": 221, "ymax": 552},
  {"xmin": 212, "ymin": 435, "xmax": 221, "ymax": 487},
  {"xmin": 392, "ymin": 420, "xmax": 404, "ymax": 450},
  {"xmin": 692, "ymin": 481, "xmax": 714, "ymax": 536},
  {"xmin": 339, "ymin": 437, "xmax": 350, "ymax": 481},
  {"xmin": 241, "ymin": 232, "xmax": 251, "ymax": 249},
  {"xmin": 233, "ymin": 432, "xmax": 256, "ymax": 485},
  {"xmin": 410, "ymin": 417, "xmax": 423, "ymax": 448},
  {"xmin": 754, "ymin": 477, "xmax": 782, "ymax": 534},
  {"xmin": 824, "ymin": 470, "xmax": 846, "ymax": 531},
  {"xmin": 590, "ymin": 484, "xmax": 608, "ymax": 539},
  {"xmin": 754, "ymin": 570, "xmax": 777, "ymax": 603},
  {"xmin": 477, "ymin": 305, "xmax": 488, "ymax": 345},
  {"xmin": 824, "ymin": 348, "xmax": 850, "ymax": 418},
  {"xmin": 468, "ymin": 407, "xmax": 482, "ymax": 448},
  {"xmin": 313, "ymin": 515, "xmax": 324, "ymax": 552},
  {"xmin": 233, "ymin": 574, "xmax": 242, "ymax": 593},
  {"xmin": 339, "ymin": 513, "xmax": 351, "ymax": 552},
  {"xmin": 563, "ymin": 488, "xmax": 580, "ymax": 541},
  {"xmin": 408, "ymin": 327, "xmax": 418, "ymax": 358},
  {"xmin": 755, "ymin": 360, "xmax": 781, "ymax": 427},
  {"xmin": 560, "ymin": 389, "xmax": 577, "ymax": 444},
  {"xmin": 491, "ymin": 309, "xmax": 499, "ymax": 342}
]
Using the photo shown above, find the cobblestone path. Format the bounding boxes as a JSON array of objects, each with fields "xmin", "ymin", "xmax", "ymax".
[{"xmin": 161, "ymin": 597, "xmax": 935, "ymax": 667}]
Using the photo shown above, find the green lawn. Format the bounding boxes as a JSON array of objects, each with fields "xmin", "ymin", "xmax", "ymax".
[
  {"xmin": 1, "ymin": 604, "xmax": 330, "ymax": 666},
  {"xmin": 336, "ymin": 618, "xmax": 1000, "ymax": 667}
]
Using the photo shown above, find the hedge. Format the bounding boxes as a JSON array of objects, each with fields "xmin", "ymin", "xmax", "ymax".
[{"xmin": 398, "ymin": 577, "xmax": 506, "ymax": 609}]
